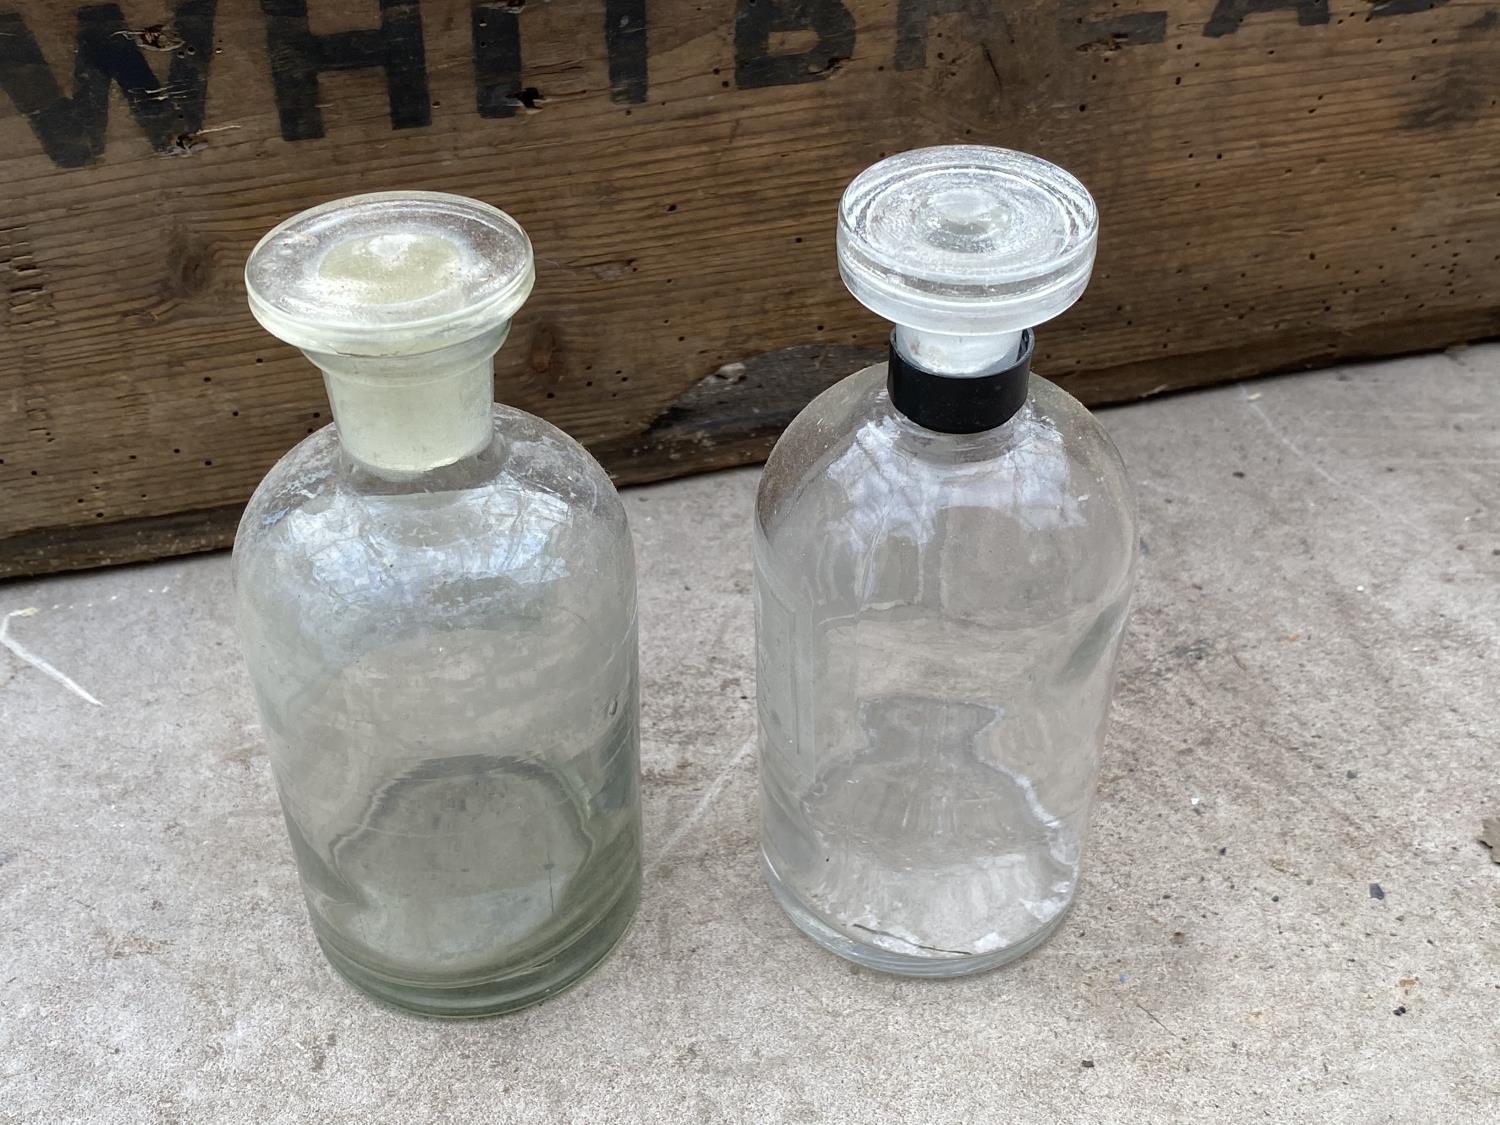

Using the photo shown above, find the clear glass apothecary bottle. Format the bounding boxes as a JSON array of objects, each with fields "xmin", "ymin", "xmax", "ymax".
[
  {"xmin": 235, "ymin": 192, "xmax": 640, "ymax": 1016},
  {"xmin": 756, "ymin": 148, "xmax": 1138, "ymax": 975}
]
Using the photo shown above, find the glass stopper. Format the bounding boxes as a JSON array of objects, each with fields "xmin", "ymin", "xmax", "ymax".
[
  {"xmin": 838, "ymin": 146, "xmax": 1098, "ymax": 337},
  {"xmin": 245, "ymin": 191, "xmax": 535, "ymax": 356}
]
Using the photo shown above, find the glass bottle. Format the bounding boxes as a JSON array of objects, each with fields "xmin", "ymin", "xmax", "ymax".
[
  {"xmin": 755, "ymin": 148, "xmax": 1138, "ymax": 975},
  {"xmin": 235, "ymin": 192, "xmax": 641, "ymax": 1016}
]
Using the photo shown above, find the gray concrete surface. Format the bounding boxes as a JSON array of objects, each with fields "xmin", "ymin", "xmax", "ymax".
[{"xmin": 3, "ymin": 346, "xmax": 1499, "ymax": 1124}]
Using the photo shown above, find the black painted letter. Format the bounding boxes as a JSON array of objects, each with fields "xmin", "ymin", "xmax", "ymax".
[
  {"xmin": 0, "ymin": 1, "xmax": 217, "ymax": 168},
  {"xmin": 472, "ymin": 1, "xmax": 522, "ymax": 117},
  {"xmin": 895, "ymin": 0, "xmax": 983, "ymax": 71},
  {"xmin": 1368, "ymin": 0, "xmax": 1450, "ymax": 14},
  {"xmin": 1058, "ymin": 0, "xmax": 1167, "ymax": 56},
  {"xmin": 734, "ymin": 0, "xmax": 855, "ymax": 89},
  {"xmin": 260, "ymin": 0, "xmax": 430, "ymax": 141},
  {"xmin": 1203, "ymin": 0, "xmax": 1328, "ymax": 38},
  {"xmin": 606, "ymin": 0, "xmax": 648, "ymax": 104}
]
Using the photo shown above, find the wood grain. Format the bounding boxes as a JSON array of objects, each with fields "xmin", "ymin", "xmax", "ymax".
[{"xmin": 2, "ymin": 0, "xmax": 1498, "ymax": 578}]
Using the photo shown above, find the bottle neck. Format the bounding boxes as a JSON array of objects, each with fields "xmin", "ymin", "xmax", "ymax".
[
  {"xmin": 306, "ymin": 326, "xmax": 507, "ymax": 477},
  {"xmin": 886, "ymin": 328, "xmax": 1034, "ymax": 434},
  {"xmin": 893, "ymin": 325, "xmax": 1023, "ymax": 377}
]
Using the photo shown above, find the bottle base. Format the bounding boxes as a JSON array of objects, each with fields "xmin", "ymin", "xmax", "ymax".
[
  {"xmin": 763, "ymin": 852, "xmax": 1072, "ymax": 978},
  {"xmin": 311, "ymin": 871, "xmax": 640, "ymax": 1018}
]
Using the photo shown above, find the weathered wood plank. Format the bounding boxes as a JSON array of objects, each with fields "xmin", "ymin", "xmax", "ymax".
[{"xmin": 2, "ymin": 0, "xmax": 1498, "ymax": 577}]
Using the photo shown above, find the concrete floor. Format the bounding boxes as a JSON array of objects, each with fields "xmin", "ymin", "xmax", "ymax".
[{"xmin": 2, "ymin": 346, "xmax": 1498, "ymax": 1123}]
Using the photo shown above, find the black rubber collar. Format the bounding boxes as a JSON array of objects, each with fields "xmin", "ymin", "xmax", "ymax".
[{"xmin": 886, "ymin": 328, "xmax": 1034, "ymax": 434}]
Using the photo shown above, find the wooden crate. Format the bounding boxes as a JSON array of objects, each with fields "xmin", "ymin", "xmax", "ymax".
[{"xmin": 2, "ymin": 0, "xmax": 1497, "ymax": 578}]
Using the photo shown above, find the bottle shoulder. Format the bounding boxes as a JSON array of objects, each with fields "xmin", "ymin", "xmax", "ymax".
[
  {"xmin": 761, "ymin": 365, "xmax": 1133, "ymax": 527},
  {"xmin": 755, "ymin": 363, "xmax": 1137, "ymax": 612},
  {"xmin": 234, "ymin": 406, "xmax": 631, "ymax": 611},
  {"xmin": 243, "ymin": 404, "xmax": 619, "ymax": 517}
]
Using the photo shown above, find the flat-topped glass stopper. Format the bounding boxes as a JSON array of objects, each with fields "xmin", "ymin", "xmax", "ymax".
[
  {"xmin": 838, "ymin": 146, "xmax": 1098, "ymax": 337},
  {"xmin": 245, "ymin": 191, "xmax": 534, "ymax": 356}
]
